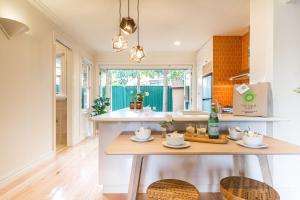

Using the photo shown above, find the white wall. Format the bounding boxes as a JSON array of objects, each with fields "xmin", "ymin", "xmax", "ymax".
[
  {"xmin": 272, "ymin": 1, "xmax": 300, "ymax": 199},
  {"xmin": 95, "ymin": 51, "xmax": 198, "ymax": 110},
  {"xmin": 250, "ymin": 0, "xmax": 274, "ymax": 84},
  {"xmin": 195, "ymin": 38, "xmax": 213, "ymax": 110},
  {"xmin": 95, "ymin": 51, "xmax": 195, "ymax": 66},
  {"xmin": 0, "ymin": 0, "xmax": 94, "ymax": 188},
  {"xmin": 250, "ymin": 0, "xmax": 300, "ymax": 199}
]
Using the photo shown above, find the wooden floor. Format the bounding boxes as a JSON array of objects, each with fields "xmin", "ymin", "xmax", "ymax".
[{"xmin": 0, "ymin": 137, "xmax": 222, "ymax": 200}]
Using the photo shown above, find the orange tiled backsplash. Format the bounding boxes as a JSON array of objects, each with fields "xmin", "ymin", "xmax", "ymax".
[
  {"xmin": 242, "ymin": 32, "xmax": 249, "ymax": 71},
  {"xmin": 213, "ymin": 85, "xmax": 234, "ymax": 107},
  {"xmin": 212, "ymin": 35, "xmax": 249, "ymax": 106}
]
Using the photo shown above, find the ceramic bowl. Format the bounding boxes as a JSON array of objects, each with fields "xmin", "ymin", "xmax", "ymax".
[
  {"xmin": 228, "ymin": 128, "xmax": 244, "ymax": 140},
  {"xmin": 135, "ymin": 128, "xmax": 151, "ymax": 140},
  {"xmin": 243, "ymin": 134, "xmax": 263, "ymax": 146},
  {"xmin": 166, "ymin": 133, "xmax": 184, "ymax": 146}
]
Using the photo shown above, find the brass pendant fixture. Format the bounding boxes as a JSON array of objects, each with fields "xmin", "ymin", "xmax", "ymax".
[
  {"xmin": 120, "ymin": 0, "xmax": 137, "ymax": 35},
  {"xmin": 130, "ymin": 45, "xmax": 146, "ymax": 63},
  {"xmin": 112, "ymin": 0, "xmax": 128, "ymax": 52},
  {"xmin": 130, "ymin": 0, "xmax": 146, "ymax": 62}
]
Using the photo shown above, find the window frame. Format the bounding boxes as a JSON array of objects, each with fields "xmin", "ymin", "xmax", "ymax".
[
  {"xmin": 97, "ymin": 65, "xmax": 193, "ymax": 111},
  {"xmin": 81, "ymin": 58, "xmax": 92, "ymax": 112}
]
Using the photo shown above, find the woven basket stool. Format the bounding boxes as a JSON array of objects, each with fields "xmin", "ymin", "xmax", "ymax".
[
  {"xmin": 220, "ymin": 176, "xmax": 280, "ymax": 200},
  {"xmin": 147, "ymin": 179, "xmax": 200, "ymax": 200}
]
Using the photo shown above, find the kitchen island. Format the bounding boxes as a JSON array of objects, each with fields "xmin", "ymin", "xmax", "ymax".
[{"xmin": 90, "ymin": 109, "xmax": 285, "ymax": 194}]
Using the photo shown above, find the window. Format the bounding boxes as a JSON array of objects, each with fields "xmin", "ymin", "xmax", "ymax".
[
  {"xmin": 56, "ymin": 53, "xmax": 66, "ymax": 96},
  {"xmin": 98, "ymin": 68, "xmax": 192, "ymax": 112},
  {"xmin": 99, "ymin": 69, "xmax": 107, "ymax": 99},
  {"xmin": 81, "ymin": 60, "xmax": 92, "ymax": 111}
]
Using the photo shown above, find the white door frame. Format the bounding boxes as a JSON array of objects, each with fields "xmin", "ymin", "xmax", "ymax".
[
  {"xmin": 79, "ymin": 57, "xmax": 93, "ymax": 139},
  {"xmin": 52, "ymin": 32, "xmax": 73, "ymax": 152}
]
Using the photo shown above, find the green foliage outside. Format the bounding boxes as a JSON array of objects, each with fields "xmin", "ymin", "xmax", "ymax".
[{"xmin": 110, "ymin": 69, "xmax": 185, "ymax": 86}]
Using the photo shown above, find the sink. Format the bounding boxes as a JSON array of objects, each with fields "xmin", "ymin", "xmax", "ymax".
[{"xmin": 180, "ymin": 111, "xmax": 209, "ymax": 115}]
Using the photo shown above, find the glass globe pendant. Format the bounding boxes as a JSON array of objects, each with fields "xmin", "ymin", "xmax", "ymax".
[
  {"xmin": 112, "ymin": 0, "xmax": 128, "ymax": 52},
  {"xmin": 130, "ymin": 45, "xmax": 145, "ymax": 63},
  {"xmin": 130, "ymin": 0, "xmax": 146, "ymax": 63},
  {"xmin": 112, "ymin": 34, "xmax": 128, "ymax": 52},
  {"xmin": 120, "ymin": 0, "xmax": 137, "ymax": 35}
]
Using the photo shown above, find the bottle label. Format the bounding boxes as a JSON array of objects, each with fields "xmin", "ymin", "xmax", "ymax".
[{"xmin": 208, "ymin": 123, "xmax": 219, "ymax": 136}]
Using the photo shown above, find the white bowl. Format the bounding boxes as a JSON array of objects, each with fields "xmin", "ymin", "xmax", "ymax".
[
  {"xmin": 243, "ymin": 134, "xmax": 263, "ymax": 146},
  {"xmin": 135, "ymin": 128, "xmax": 151, "ymax": 140},
  {"xmin": 166, "ymin": 133, "xmax": 184, "ymax": 146},
  {"xmin": 228, "ymin": 128, "xmax": 243, "ymax": 140}
]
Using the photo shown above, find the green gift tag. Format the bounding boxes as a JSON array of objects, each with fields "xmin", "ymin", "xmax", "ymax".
[{"xmin": 243, "ymin": 91, "xmax": 256, "ymax": 104}]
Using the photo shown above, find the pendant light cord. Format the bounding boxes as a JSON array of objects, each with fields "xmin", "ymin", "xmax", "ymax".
[
  {"xmin": 137, "ymin": 0, "xmax": 140, "ymax": 46},
  {"xmin": 119, "ymin": 0, "xmax": 121, "ymax": 34},
  {"xmin": 128, "ymin": 0, "xmax": 130, "ymax": 17}
]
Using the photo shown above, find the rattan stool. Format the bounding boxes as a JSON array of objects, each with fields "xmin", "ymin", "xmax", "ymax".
[
  {"xmin": 220, "ymin": 176, "xmax": 280, "ymax": 200},
  {"xmin": 147, "ymin": 179, "xmax": 200, "ymax": 200}
]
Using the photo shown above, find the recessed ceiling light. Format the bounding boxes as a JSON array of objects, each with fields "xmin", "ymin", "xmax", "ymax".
[{"xmin": 173, "ymin": 41, "xmax": 181, "ymax": 46}]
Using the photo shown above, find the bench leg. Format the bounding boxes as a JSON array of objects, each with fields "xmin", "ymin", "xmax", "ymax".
[
  {"xmin": 233, "ymin": 155, "xmax": 245, "ymax": 176},
  {"xmin": 128, "ymin": 155, "xmax": 144, "ymax": 200},
  {"xmin": 257, "ymin": 155, "xmax": 273, "ymax": 186}
]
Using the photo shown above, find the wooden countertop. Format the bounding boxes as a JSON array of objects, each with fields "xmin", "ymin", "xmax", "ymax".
[{"xmin": 106, "ymin": 132, "xmax": 300, "ymax": 155}]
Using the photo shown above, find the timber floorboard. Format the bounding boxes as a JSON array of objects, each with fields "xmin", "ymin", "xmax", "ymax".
[{"xmin": 0, "ymin": 137, "xmax": 222, "ymax": 200}]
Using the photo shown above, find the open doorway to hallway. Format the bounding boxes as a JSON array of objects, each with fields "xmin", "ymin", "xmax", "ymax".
[{"xmin": 55, "ymin": 41, "xmax": 69, "ymax": 151}]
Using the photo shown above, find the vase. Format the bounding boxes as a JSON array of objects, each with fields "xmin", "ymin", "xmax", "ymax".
[
  {"xmin": 129, "ymin": 102, "xmax": 135, "ymax": 110},
  {"xmin": 161, "ymin": 128, "xmax": 167, "ymax": 138},
  {"xmin": 136, "ymin": 101, "xmax": 143, "ymax": 110}
]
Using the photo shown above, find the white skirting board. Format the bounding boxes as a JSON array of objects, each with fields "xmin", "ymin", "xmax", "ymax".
[{"xmin": 0, "ymin": 151, "xmax": 54, "ymax": 198}]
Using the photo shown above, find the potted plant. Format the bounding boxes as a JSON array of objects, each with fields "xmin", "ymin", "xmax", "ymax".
[
  {"xmin": 159, "ymin": 116, "xmax": 174, "ymax": 138},
  {"xmin": 135, "ymin": 91, "xmax": 149, "ymax": 110},
  {"xmin": 90, "ymin": 97, "xmax": 110, "ymax": 116},
  {"xmin": 129, "ymin": 91, "xmax": 136, "ymax": 110}
]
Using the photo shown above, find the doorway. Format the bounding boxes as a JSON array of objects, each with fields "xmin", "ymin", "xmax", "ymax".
[{"xmin": 55, "ymin": 41, "xmax": 68, "ymax": 151}]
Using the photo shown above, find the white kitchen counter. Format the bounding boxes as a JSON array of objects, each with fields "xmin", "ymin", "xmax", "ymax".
[
  {"xmin": 91, "ymin": 109, "xmax": 171, "ymax": 122},
  {"xmin": 90, "ymin": 109, "xmax": 285, "ymax": 122}
]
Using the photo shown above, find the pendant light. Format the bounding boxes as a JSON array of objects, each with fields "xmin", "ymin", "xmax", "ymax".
[
  {"xmin": 130, "ymin": 0, "xmax": 146, "ymax": 63},
  {"xmin": 112, "ymin": 0, "xmax": 128, "ymax": 52},
  {"xmin": 120, "ymin": 0, "xmax": 137, "ymax": 35}
]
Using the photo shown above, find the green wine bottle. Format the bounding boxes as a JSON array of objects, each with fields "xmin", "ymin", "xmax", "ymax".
[{"xmin": 208, "ymin": 103, "xmax": 219, "ymax": 139}]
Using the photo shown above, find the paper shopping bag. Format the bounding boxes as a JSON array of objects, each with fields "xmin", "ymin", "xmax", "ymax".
[{"xmin": 233, "ymin": 82, "xmax": 273, "ymax": 117}]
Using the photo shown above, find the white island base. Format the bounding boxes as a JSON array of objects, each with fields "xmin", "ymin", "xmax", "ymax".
[{"xmin": 92, "ymin": 110, "xmax": 282, "ymax": 193}]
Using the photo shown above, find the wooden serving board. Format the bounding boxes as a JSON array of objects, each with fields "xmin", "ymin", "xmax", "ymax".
[{"xmin": 184, "ymin": 133, "xmax": 228, "ymax": 144}]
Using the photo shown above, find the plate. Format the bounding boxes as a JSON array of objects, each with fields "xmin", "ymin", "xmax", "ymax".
[
  {"xmin": 162, "ymin": 141, "xmax": 190, "ymax": 149},
  {"xmin": 227, "ymin": 136, "xmax": 240, "ymax": 141},
  {"xmin": 130, "ymin": 136, "xmax": 154, "ymax": 142},
  {"xmin": 236, "ymin": 140, "xmax": 268, "ymax": 149}
]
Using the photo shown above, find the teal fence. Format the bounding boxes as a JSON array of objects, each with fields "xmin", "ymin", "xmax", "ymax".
[{"xmin": 102, "ymin": 86, "xmax": 173, "ymax": 112}]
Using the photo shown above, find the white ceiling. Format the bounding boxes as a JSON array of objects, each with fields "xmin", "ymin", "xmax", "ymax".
[{"xmin": 34, "ymin": 0, "xmax": 250, "ymax": 53}]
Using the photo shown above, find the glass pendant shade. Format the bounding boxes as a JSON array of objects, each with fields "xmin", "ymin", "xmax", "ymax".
[
  {"xmin": 112, "ymin": 34, "xmax": 128, "ymax": 52},
  {"xmin": 120, "ymin": 17, "xmax": 137, "ymax": 35},
  {"xmin": 130, "ymin": 45, "xmax": 146, "ymax": 63}
]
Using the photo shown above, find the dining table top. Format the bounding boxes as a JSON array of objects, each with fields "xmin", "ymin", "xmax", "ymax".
[{"xmin": 106, "ymin": 132, "xmax": 300, "ymax": 156}]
